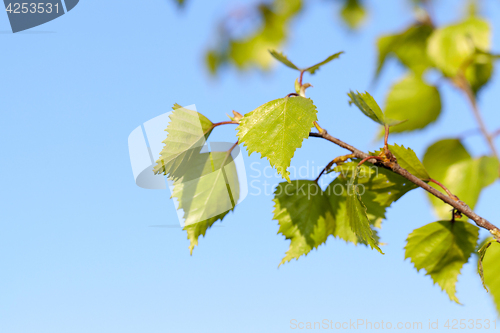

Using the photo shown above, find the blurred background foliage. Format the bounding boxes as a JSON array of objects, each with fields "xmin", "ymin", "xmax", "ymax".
[{"xmin": 172, "ymin": 0, "xmax": 500, "ymax": 313}]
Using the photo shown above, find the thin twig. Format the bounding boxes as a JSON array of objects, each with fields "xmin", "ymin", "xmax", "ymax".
[
  {"xmin": 299, "ymin": 70, "xmax": 305, "ymax": 86},
  {"xmin": 309, "ymin": 131, "xmax": 500, "ymax": 234},
  {"xmin": 358, "ymin": 155, "xmax": 383, "ymax": 167},
  {"xmin": 314, "ymin": 154, "xmax": 355, "ymax": 183},
  {"xmin": 457, "ymin": 77, "xmax": 499, "ymax": 159}
]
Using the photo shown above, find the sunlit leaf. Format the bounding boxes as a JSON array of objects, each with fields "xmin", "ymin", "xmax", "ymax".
[
  {"xmin": 305, "ymin": 52, "xmax": 344, "ymax": 74},
  {"xmin": 376, "ymin": 23, "xmax": 434, "ymax": 78},
  {"xmin": 477, "ymin": 238, "xmax": 500, "ymax": 312},
  {"xmin": 423, "ymin": 139, "xmax": 499, "ymax": 219},
  {"xmin": 269, "ymin": 50, "xmax": 300, "ymax": 70},
  {"xmin": 427, "ymin": 17, "xmax": 491, "ymax": 77},
  {"xmin": 405, "ymin": 221, "xmax": 479, "ymax": 303},
  {"xmin": 327, "ymin": 161, "xmax": 416, "ymax": 245},
  {"xmin": 345, "ymin": 173, "xmax": 383, "ymax": 253},
  {"xmin": 237, "ymin": 96, "xmax": 317, "ymax": 182},
  {"xmin": 171, "ymin": 151, "xmax": 240, "ymax": 254},
  {"xmin": 154, "ymin": 105, "xmax": 213, "ymax": 180},
  {"xmin": 348, "ymin": 90, "xmax": 404, "ymax": 126},
  {"xmin": 389, "ymin": 144, "xmax": 430, "ymax": 180},
  {"xmin": 207, "ymin": 0, "xmax": 302, "ymax": 73},
  {"xmin": 383, "ymin": 74, "xmax": 441, "ymax": 133},
  {"xmin": 465, "ymin": 52, "xmax": 494, "ymax": 94},
  {"xmin": 273, "ymin": 180, "xmax": 335, "ymax": 265},
  {"xmin": 340, "ymin": 0, "xmax": 367, "ymax": 30}
]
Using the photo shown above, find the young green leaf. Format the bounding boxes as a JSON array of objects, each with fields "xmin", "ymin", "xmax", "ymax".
[
  {"xmin": 305, "ymin": 52, "xmax": 344, "ymax": 74},
  {"xmin": 389, "ymin": 144, "xmax": 430, "ymax": 180},
  {"xmin": 477, "ymin": 238, "xmax": 495, "ymax": 291},
  {"xmin": 154, "ymin": 105, "xmax": 214, "ymax": 180},
  {"xmin": 237, "ymin": 96, "xmax": 318, "ymax": 182},
  {"xmin": 171, "ymin": 150, "xmax": 240, "ymax": 253},
  {"xmin": 423, "ymin": 139, "xmax": 499, "ymax": 219},
  {"xmin": 405, "ymin": 221, "xmax": 479, "ymax": 303},
  {"xmin": 340, "ymin": 0, "xmax": 367, "ymax": 30},
  {"xmin": 345, "ymin": 173, "xmax": 384, "ymax": 254},
  {"xmin": 273, "ymin": 180, "xmax": 336, "ymax": 265},
  {"xmin": 383, "ymin": 74, "xmax": 442, "ymax": 133},
  {"xmin": 376, "ymin": 23, "xmax": 434, "ymax": 78},
  {"xmin": 348, "ymin": 91, "xmax": 385, "ymax": 125},
  {"xmin": 326, "ymin": 161, "xmax": 416, "ymax": 247},
  {"xmin": 326, "ymin": 177, "xmax": 381, "ymax": 246},
  {"xmin": 269, "ymin": 49, "xmax": 300, "ymax": 70},
  {"xmin": 427, "ymin": 17, "xmax": 491, "ymax": 77},
  {"xmin": 348, "ymin": 90, "xmax": 404, "ymax": 127},
  {"xmin": 477, "ymin": 239, "xmax": 500, "ymax": 312}
]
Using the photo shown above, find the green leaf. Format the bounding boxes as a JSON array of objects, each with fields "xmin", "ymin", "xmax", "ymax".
[
  {"xmin": 269, "ymin": 49, "xmax": 300, "ymax": 70},
  {"xmin": 273, "ymin": 180, "xmax": 335, "ymax": 265},
  {"xmin": 427, "ymin": 17, "xmax": 491, "ymax": 77},
  {"xmin": 326, "ymin": 177, "xmax": 380, "ymax": 246},
  {"xmin": 389, "ymin": 144, "xmax": 430, "ymax": 180},
  {"xmin": 154, "ymin": 105, "xmax": 214, "ymax": 180},
  {"xmin": 423, "ymin": 139, "xmax": 471, "ymax": 182},
  {"xmin": 405, "ymin": 221, "xmax": 479, "ymax": 303},
  {"xmin": 348, "ymin": 91, "xmax": 384, "ymax": 125},
  {"xmin": 477, "ymin": 238, "xmax": 495, "ymax": 291},
  {"xmin": 376, "ymin": 23, "xmax": 434, "ymax": 78},
  {"xmin": 383, "ymin": 74, "xmax": 442, "ymax": 133},
  {"xmin": 465, "ymin": 52, "xmax": 494, "ymax": 94},
  {"xmin": 326, "ymin": 162, "xmax": 416, "ymax": 246},
  {"xmin": 477, "ymin": 238, "xmax": 500, "ymax": 313},
  {"xmin": 207, "ymin": 0, "xmax": 302, "ymax": 73},
  {"xmin": 171, "ymin": 150, "xmax": 240, "ymax": 254},
  {"xmin": 348, "ymin": 90, "xmax": 404, "ymax": 126},
  {"xmin": 305, "ymin": 52, "xmax": 344, "ymax": 74},
  {"xmin": 423, "ymin": 139, "xmax": 499, "ymax": 219},
  {"xmin": 340, "ymin": 0, "xmax": 367, "ymax": 30},
  {"xmin": 345, "ymin": 173, "xmax": 383, "ymax": 254},
  {"xmin": 237, "ymin": 96, "xmax": 317, "ymax": 182}
]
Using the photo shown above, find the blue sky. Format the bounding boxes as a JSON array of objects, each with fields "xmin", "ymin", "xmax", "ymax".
[{"xmin": 1, "ymin": 0, "xmax": 500, "ymax": 332}]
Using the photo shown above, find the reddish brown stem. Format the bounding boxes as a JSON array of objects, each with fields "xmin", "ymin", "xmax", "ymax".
[
  {"xmin": 299, "ymin": 70, "xmax": 305, "ymax": 86},
  {"xmin": 428, "ymin": 178, "xmax": 457, "ymax": 199},
  {"xmin": 358, "ymin": 155, "xmax": 383, "ymax": 167},
  {"xmin": 212, "ymin": 121, "xmax": 239, "ymax": 129}
]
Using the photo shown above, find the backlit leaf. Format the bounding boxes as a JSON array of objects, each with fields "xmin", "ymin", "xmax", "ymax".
[
  {"xmin": 327, "ymin": 162, "xmax": 416, "ymax": 246},
  {"xmin": 340, "ymin": 0, "xmax": 367, "ymax": 30},
  {"xmin": 207, "ymin": 0, "xmax": 302, "ymax": 74},
  {"xmin": 383, "ymin": 74, "xmax": 441, "ymax": 133},
  {"xmin": 269, "ymin": 50, "xmax": 300, "ymax": 70},
  {"xmin": 376, "ymin": 23, "xmax": 434, "ymax": 78},
  {"xmin": 273, "ymin": 180, "xmax": 335, "ymax": 265},
  {"xmin": 389, "ymin": 144, "xmax": 430, "ymax": 180},
  {"xmin": 345, "ymin": 173, "xmax": 383, "ymax": 253},
  {"xmin": 477, "ymin": 238, "xmax": 500, "ymax": 312},
  {"xmin": 427, "ymin": 17, "xmax": 490, "ymax": 77},
  {"xmin": 423, "ymin": 139, "xmax": 499, "ymax": 219},
  {"xmin": 237, "ymin": 96, "xmax": 317, "ymax": 182},
  {"xmin": 305, "ymin": 52, "xmax": 344, "ymax": 74},
  {"xmin": 405, "ymin": 221, "xmax": 479, "ymax": 303},
  {"xmin": 348, "ymin": 90, "xmax": 404, "ymax": 126},
  {"xmin": 154, "ymin": 105, "xmax": 213, "ymax": 180},
  {"xmin": 171, "ymin": 150, "xmax": 240, "ymax": 254}
]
